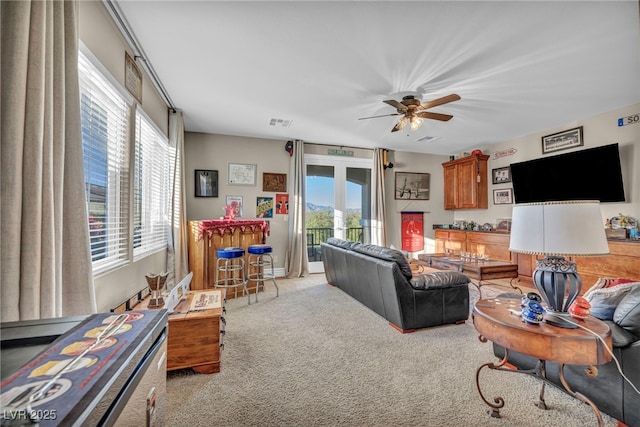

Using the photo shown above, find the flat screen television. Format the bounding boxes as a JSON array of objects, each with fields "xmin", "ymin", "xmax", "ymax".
[{"xmin": 510, "ymin": 143, "xmax": 625, "ymax": 204}]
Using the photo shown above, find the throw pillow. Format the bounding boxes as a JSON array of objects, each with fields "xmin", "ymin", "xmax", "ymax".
[
  {"xmin": 605, "ymin": 278, "xmax": 638, "ymax": 288},
  {"xmin": 613, "ymin": 285, "xmax": 640, "ymax": 337},
  {"xmin": 583, "ymin": 281, "xmax": 640, "ymax": 321}
]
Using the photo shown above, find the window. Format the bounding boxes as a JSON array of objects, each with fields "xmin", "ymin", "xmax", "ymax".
[
  {"xmin": 79, "ymin": 48, "xmax": 175, "ymax": 275},
  {"xmin": 133, "ymin": 110, "xmax": 174, "ymax": 259},
  {"xmin": 79, "ymin": 51, "xmax": 131, "ymax": 273}
]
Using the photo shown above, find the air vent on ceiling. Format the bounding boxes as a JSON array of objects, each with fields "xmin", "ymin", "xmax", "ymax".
[
  {"xmin": 269, "ymin": 118, "xmax": 293, "ymax": 128},
  {"xmin": 415, "ymin": 135, "xmax": 438, "ymax": 142}
]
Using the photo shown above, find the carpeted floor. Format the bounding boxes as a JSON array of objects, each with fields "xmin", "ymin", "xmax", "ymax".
[{"xmin": 165, "ymin": 274, "xmax": 616, "ymax": 426}]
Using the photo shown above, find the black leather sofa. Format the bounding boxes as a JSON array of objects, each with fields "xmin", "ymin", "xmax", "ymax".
[
  {"xmin": 321, "ymin": 238, "xmax": 470, "ymax": 332},
  {"xmin": 493, "ymin": 286, "xmax": 640, "ymax": 426}
]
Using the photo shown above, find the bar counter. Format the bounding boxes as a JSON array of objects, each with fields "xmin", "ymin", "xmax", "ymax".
[{"xmin": 188, "ymin": 219, "xmax": 269, "ymax": 296}]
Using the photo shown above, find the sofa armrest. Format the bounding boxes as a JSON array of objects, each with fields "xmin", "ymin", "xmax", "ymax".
[{"xmin": 410, "ymin": 271, "xmax": 470, "ymax": 290}]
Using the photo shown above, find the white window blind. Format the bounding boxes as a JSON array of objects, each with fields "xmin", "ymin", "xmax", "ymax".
[
  {"xmin": 79, "ymin": 51, "xmax": 131, "ymax": 274},
  {"xmin": 133, "ymin": 109, "xmax": 174, "ymax": 260}
]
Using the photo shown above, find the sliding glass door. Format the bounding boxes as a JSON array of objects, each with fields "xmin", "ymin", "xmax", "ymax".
[{"xmin": 305, "ymin": 155, "xmax": 372, "ymax": 273}]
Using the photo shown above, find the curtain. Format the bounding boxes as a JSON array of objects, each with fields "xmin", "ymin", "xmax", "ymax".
[
  {"xmin": 1, "ymin": 0, "xmax": 96, "ymax": 321},
  {"xmin": 285, "ymin": 140, "xmax": 309, "ymax": 278},
  {"xmin": 166, "ymin": 110, "xmax": 189, "ymax": 286},
  {"xmin": 371, "ymin": 148, "xmax": 387, "ymax": 246}
]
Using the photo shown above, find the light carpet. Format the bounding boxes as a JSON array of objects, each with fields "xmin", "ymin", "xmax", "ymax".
[{"xmin": 165, "ymin": 275, "xmax": 616, "ymax": 427}]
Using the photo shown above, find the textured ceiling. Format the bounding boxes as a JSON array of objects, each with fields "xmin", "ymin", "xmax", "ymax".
[{"xmin": 114, "ymin": 1, "xmax": 640, "ymax": 155}]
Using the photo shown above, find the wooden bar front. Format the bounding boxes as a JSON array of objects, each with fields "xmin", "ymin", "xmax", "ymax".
[{"xmin": 188, "ymin": 219, "xmax": 269, "ymax": 298}]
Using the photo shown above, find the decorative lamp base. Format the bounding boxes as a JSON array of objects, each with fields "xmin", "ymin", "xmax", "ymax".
[{"xmin": 533, "ymin": 256, "xmax": 582, "ymax": 329}]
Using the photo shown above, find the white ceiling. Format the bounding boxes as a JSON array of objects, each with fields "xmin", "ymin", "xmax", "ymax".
[{"xmin": 114, "ymin": 1, "xmax": 640, "ymax": 155}]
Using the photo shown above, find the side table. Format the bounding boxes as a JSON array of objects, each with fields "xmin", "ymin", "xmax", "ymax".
[{"xmin": 472, "ymin": 295, "xmax": 612, "ymax": 426}]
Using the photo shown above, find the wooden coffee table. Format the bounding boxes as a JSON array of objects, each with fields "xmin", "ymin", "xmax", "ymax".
[
  {"xmin": 472, "ymin": 295, "xmax": 612, "ymax": 425},
  {"xmin": 417, "ymin": 253, "xmax": 520, "ymax": 295}
]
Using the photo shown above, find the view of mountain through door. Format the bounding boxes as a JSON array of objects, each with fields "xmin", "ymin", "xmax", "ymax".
[{"xmin": 305, "ymin": 155, "xmax": 372, "ymax": 273}]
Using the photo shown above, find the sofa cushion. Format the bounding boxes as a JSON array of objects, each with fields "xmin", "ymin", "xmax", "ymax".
[
  {"xmin": 410, "ymin": 271, "xmax": 470, "ymax": 290},
  {"xmin": 352, "ymin": 244, "xmax": 412, "ymax": 280},
  {"xmin": 613, "ymin": 285, "xmax": 640, "ymax": 337},
  {"xmin": 326, "ymin": 237, "xmax": 359, "ymax": 250},
  {"xmin": 583, "ymin": 281, "xmax": 640, "ymax": 320}
]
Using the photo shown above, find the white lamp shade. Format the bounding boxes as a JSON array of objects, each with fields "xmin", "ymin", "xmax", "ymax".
[{"xmin": 509, "ymin": 200, "xmax": 609, "ymax": 256}]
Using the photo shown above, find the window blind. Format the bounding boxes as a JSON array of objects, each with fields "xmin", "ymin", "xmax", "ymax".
[
  {"xmin": 78, "ymin": 52, "xmax": 131, "ymax": 274},
  {"xmin": 133, "ymin": 109, "xmax": 174, "ymax": 260}
]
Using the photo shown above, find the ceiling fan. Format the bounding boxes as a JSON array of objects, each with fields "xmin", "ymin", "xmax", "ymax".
[{"xmin": 359, "ymin": 93, "xmax": 461, "ymax": 132}]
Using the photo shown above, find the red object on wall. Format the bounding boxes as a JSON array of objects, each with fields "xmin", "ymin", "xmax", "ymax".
[{"xmin": 401, "ymin": 211, "xmax": 424, "ymax": 252}]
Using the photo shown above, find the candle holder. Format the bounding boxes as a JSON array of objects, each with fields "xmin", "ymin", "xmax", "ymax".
[{"xmin": 145, "ymin": 272, "xmax": 169, "ymax": 308}]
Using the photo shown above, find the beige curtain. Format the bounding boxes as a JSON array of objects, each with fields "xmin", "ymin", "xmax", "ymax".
[
  {"xmin": 1, "ymin": 0, "xmax": 96, "ymax": 321},
  {"xmin": 371, "ymin": 148, "xmax": 387, "ymax": 246},
  {"xmin": 167, "ymin": 110, "xmax": 189, "ymax": 286},
  {"xmin": 285, "ymin": 140, "xmax": 309, "ymax": 278}
]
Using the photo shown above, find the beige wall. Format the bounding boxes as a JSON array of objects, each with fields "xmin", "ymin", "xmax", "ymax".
[
  {"xmin": 383, "ymin": 151, "xmax": 452, "ymax": 252},
  {"xmin": 460, "ymin": 103, "xmax": 640, "ymax": 227},
  {"xmin": 185, "ymin": 132, "xmax": 290, "ymax": 269},
  {"xmin": 184, "ymin": 104, "xmax": 639, "ymax": 259},
  {"xmin": 79, "ymin": 1, "xmax": 169, "ymax": 312}
]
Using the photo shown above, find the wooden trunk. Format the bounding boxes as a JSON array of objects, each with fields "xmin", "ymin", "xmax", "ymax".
[{"xmin": 136, "ymin": 291, "xmax": 226, "ymax": 374}]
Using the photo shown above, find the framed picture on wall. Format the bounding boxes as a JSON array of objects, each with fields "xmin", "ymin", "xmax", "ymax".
[
  {"xmin": 226, "ymin": 195, "xmax": 243, "ymax": 217},
  {"xmin": 263, "ymin": 173, "xmax": 287, "ymax": 192},
  {"xmin": 256, "ymin": 197, "xmax": 273, "ymax": 218},
  {"xmin": 394, "ymin": 172, "xmax": 430, "ymax": 200},
  {"xmin": 493, "ymin": 188, "xmax": 513, "ymax": 205},
  {"xmin": 491, "ymin": 167, "xmax": 512, "ymax": 184},
  {"xmin": 541, "ymin": 126, "xmax": 583, "ymax": 154},
  {"xmin": 228, "ymin": 163, "xmax": 257, "ymax": 185},
  {"xmin": 194, "ymin": 169, "xmax": 218, "ymax": 197}
]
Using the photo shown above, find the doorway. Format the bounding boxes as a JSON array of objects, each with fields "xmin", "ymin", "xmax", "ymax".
[{"xmin": 305, "ymin": 155, "xmax": 372, "ymax": 273}]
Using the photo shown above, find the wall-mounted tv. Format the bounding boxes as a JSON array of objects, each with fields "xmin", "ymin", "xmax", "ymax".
[{"xmin": 510, "ymin": 143, "xmax": 625, "ymax": 204}]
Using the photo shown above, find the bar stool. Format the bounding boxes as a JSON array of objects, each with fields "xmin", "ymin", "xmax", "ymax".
[
  {"xmin": 215, "ymin": 247, "xmax": 250, "ymax": 305},
  {"xmin": 247, "ymin": 244, "xmax": 279, "ymax": 302}
]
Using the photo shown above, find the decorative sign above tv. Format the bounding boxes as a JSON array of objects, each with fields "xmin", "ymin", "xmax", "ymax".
[{"xmin": 510, "ymin": 143, "xmax": 625, "ymax": 204}]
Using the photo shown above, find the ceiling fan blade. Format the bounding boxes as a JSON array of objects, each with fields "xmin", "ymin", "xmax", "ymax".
[
  {"xmin": 416, "ymin": 111, "xmax": 454, "ymax": 121},
  {"xmin": 420, "ymin": 93, "xmax": 461, "ymax": 110},
  {"xmin": 391, "ymin": 117, "xmax": 407, "ymax": 132},
  {"xmin": 358, "ymin": 113, "xmax": 401, "ymax": 120},
  {"xmin": 383, "ymin": 99, "xmax": 408, "ymax": 111}
]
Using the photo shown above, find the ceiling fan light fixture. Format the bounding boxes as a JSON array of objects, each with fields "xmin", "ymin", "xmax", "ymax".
[
  {"xmin": 410, "ymin": 116, "xmax": 424, "ymax": 131},
  {"xmin": 392, "ymin": 117, "xmax": 407, "ymax": 132}
]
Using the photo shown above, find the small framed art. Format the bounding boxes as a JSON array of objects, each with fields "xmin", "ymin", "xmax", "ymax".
[
  {"xmin": 263, "ymin": 173, "xmax": 287, "ymax": 192},
  {"xmin": 226, "ymin": 195, "xmax": 243, "ymax": 217},
  {"xmin": 256, "ymin": 197, "xmax": 274, "ymax": 218},
  {"xmin": 493, "ymin": 188, "xmax": 513, "ymax": 205},
  {"xmin": 228, "ymin": 163, "xmax": 257, "ymax": 185},
  {"xmin": 194, "ymin": 169, "xmax": 218, "ymax": 197},
  {"xmin": 541, "ymin": 126, "xmax": 583, "ymax": 154},
  {"xmin": 491, "ymin": 166, "xmax": 512, "ymax": 184}
]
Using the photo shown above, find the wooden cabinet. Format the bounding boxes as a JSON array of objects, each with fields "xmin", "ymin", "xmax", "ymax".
[
  {"xmin": 434, "ymin": 230, "xmax": 466, "ymax": 255},
  {"xmin": 466, "ymin": 231, "xmax": 513, "ymax": 263},
  {"xmin": 435, "ymin": 230, "xmax": 512, "ymax": 262},
  {"xmin": 442, "ymin": 155, "xmax": 489, "ymax": 210},
  {"xmin": 512, "ymin": 241, "xmax": 640, "ymax": 293},
  {"xmin": 573, "ymin": 240, "xmax": 640, "ymax": 290}
]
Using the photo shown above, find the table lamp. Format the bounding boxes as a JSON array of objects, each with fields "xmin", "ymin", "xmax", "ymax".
[{"xmin": 509, "ymin": 200, "xmax": 609, "ymax": 327}]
